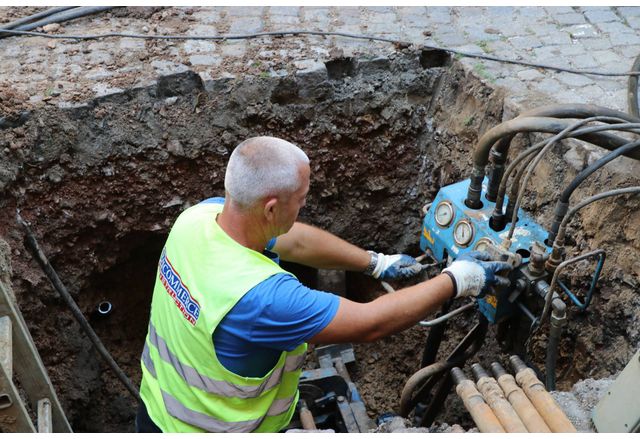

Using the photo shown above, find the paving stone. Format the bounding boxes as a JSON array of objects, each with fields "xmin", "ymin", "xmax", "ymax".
[
  {"xmin": 610, "ymin": 32, "xmax": 640, "ymax": 46},
  {"xmin": 303, "ymin": 8, "xmax": 332, "ymax": 23},
  {"xmin": 119, "ymin": 38, "xmax": 146, "ymax": 51},
  {"xmin": 518, "ymin": 7, "xmax": 547, "ymax": 19},
  {"xmin": 436, "ymin": 32, "xmax": 468, "ymax": 46},
  {"xmin": 589, "ymin": 49, "xmax": 626, "ymax": 66},
  {"xmin": 183, "ymin": 40, "xmax": 216, "ymax": 54},
  {"xmin": 533, "ymin": 23, "xmax": 562, "ymax": 37},
  {"xmin": 92, "ymin": 83, "xmax": 124, "ymax": 98},
  {"xmin": 517, "ymin": 68, "xmax": 545, "ymax": 81},
  {"xmin": 614, "ymin": 44, "xmax": 640, "ymax": 58},
  {"xmin": 221, "ymin": 6, "xmax": 263, "ymax": 17},
  {"xmin": 569, "ymin": 53, "xmax": 599, "ymax": 69},
  {"xmin": 425, "ymin": 7, "xmax": 451, "ymax": 24},
  {"xmin": 580, "ymin": 37, "xmax": 614, "ymax": 51},
  {"xmin": 151, "ymin": 59, "xmax": 190, "ymax": 75},
  {"xmin": 293, "ymin": 59, "xmax": 327, "ymax": 81},
  {"xmin": 229, "ymin": 17, "xmax": 263, "ymax": 34},
  {"xmin": 584, "ymin": 9, "xmax": 619, "ymax": 23},
  {"xmin": 555, "ymin": 13, "xmax": 587, "ymax": 26},
  {"xmin": 595, "ymin": 21, "xmax": 635, "ymax": 34},
  {"xmin": 625, "ymin": 16, "xmax": 640, "ymax": 31},
  {"xmin": 616, "ymin": 7, "xmax": 640, "ymax": 17},
  {"xmin": 554, "ymin": 43, "xmax": 585, "ymax": 56},
  {"xmin": 365, "ymin": 12, "xmax": 397, "ymax": 24},
  {"xmin": 269, "ymin": 6, "xmax": 300, "ymax": 17},
  {"xmin": 465, "ymin": 27, "xmax": 502, "ymax": 42},
  {"xmin": 556, "ymin": 72, "xmax": 595, "ymax": 87},
  {"xmin": 219, "ymin": 41, "xmax": 247, "ymax": 57},
  {"xmin": 508, "ymin": 36, "xmax": 544, "ymax": 50},
  {"xmin": 545, "ymin": 6, "xmax": 576, "ymax": 15},
  {"xmin": 493, "ymin": 20, "xmax": 532, "ymax": 37},
  {"xmin": 540, "ymin": 32, "xmax": 572, "ymax": 46},
  {"xmin": 189, "ymin": 54, "xmax": 222, "ymax": 66},
  {"xmin": 564, "ymin": 23, "xmax": 600, "ymax": 39}
]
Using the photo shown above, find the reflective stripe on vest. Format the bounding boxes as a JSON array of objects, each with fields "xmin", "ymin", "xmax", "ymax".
[
  {"xmin": 143, "ymin": 321, "xmax": 305, "ymax": 398},
  {"xmin": 160, "ymin": 391, "xmax": 296, "ymax": 433}
]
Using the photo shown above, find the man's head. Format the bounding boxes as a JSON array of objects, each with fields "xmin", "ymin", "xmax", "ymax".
[{"xmin": 224, "ymin": 136, "xmax": 310, "ymax": 236}]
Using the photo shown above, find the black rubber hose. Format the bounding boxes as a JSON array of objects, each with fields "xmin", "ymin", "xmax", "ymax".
[
  {"xmin": 484, "ymin": 105, "xmax": 640, "ymax": 202},
  {"xmin": 0, "ymin": 7, "xmax": 76, "ymax": 30},
  {"xmin": 547, "ymin": 139, "xmax": 640, "ymax": 243},
  {"xmin": 465, "ymin": 116, "xmax": 640, "ymax": 208},
  {"xmin": 0, "ymin": 6, "xmax": 115, "ymax": 38},
  {"xmin": 628, "ymin": 54, "xmax": 640, "ymax": 118}
]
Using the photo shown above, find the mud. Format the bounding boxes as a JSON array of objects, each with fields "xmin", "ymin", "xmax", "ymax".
[{"xmin": 0, "ymin": 47, "xmax": 638, "ymax": 432}]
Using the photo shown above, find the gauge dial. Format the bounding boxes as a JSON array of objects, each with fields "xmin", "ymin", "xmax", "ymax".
[
  {"xmin": 434, "ymin": 201, "xmax": 454, "ymax": 228},
  {"xmin": 453, "ymin": 220, "xmax": 474, "ymax": 247},
  {"xmin": 474, "ymin": 237, "xmax": 495, "ymax": 253}
]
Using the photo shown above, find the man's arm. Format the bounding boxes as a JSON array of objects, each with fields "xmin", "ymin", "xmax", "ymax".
[
  {"xmin": 272, "ymin": 222, "xmax": 371, "ymax": 271},
  {"xmin": 309, "ymin": 274, "xmax": 455, "ymax": 344}
]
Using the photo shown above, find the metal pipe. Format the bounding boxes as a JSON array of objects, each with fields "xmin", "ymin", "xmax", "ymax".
[
  {"xmin": 465, "ymin": 116, "xmax": 640, "ymax": 208},
  {"xmin": 546, "ymin": 300, "xmax": 566, "ymax": 391},
  {"xmin": 509, "ymin": 356, "xmax": 577, "ymax": 432},
  {"xmin": 451, "ymin": 367, "xmax": 506, "ymax": 433},
  {"xmin": 0, "ymin": 7, "xmax": 76, "ymax": 30},
  {"xmin": 418, "ymin": 302, "xmax": 475, "ymax": 327},
  {"xmin": 471, "ymin": 363, "xmax": 528, "ymax": 432},
  {"xmin": 540, "ymin": 250, "xmax": 605, "ymax": 327},
  {"xmin": 491, "ymin": 362, "xmax": 551, "ymax": 432}
]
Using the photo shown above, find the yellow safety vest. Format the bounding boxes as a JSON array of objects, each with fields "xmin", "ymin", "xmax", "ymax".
[{"xmin": 139, "ymin": 202, "xmax": 307, "ymax": 432}]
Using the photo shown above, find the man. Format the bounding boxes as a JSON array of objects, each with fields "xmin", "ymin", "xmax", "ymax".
[{"xmin": 137, "ymin": 136, "xmax": 511, "ymax": 432}]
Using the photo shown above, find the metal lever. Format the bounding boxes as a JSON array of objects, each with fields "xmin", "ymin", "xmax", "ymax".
[{"xmin": 419, "ymin": 302, "xmax": 476, "ymax": 327}]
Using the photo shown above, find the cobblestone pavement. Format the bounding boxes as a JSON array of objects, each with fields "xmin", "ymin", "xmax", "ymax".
[{"xmin": 1, "ymin": 6, "xmax": 640, "ymax": 113}]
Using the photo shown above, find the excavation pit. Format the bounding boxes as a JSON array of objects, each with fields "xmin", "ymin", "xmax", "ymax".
[{"xmin": 0, "ymin": 50, "xmax": 639, "ymax": 432}]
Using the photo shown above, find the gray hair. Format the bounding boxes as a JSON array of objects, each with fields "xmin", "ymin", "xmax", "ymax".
[{"xmin": 224, "ymin": 136, "xmax": 310, "ymax": 207}]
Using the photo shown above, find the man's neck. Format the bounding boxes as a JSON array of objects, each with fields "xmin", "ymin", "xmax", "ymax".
[{"xmin": 216, "ymin": 202, "xmax": 269, "ymax": 253}]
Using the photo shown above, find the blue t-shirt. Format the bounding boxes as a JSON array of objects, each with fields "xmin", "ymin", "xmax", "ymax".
[{"xmin": 200, "ymin": 197, "xmax": 340, "ymax": 377}]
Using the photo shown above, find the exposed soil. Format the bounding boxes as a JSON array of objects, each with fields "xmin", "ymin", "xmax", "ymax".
[{"xmin": 0, "ymin": 48, "xmax": 638, "ymax": 432}]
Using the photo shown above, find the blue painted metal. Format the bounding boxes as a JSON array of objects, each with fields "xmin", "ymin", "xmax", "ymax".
[
  {"xmin": 557, "ymin": 252, "xmax": 606, "ymax": 311},
  {"xmin": 420, "ymin": 178, "xmax": 551, "ymax": 323}
]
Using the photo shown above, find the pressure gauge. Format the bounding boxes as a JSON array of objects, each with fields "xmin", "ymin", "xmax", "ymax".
[
  {"xmin": 453, "ymin": 220, "xmax": 474, "ymax": 247},
  {"xmin": 474, "ymin": 237, "xmax": 495, "ymax": 253},
  {"xmin": 434, "ymin": 201, "xmax": 454, "ymax": 228}
]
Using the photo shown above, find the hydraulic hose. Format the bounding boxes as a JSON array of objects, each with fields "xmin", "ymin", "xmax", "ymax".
[
  {"xmin": 490, "ymin": 362, "xmax": 551, "ymax": 432},
  {"xmin": 0, "ymin": 7, "xmax": 115, "ymax": 38},
  {"xmin": 451, "ymin": 367, "xmax": 506, "ymax": 433},
  {"xmin": 399, "ymin": 361, "xmax": 450, "ymax": 417},
  {"xmin": 547, "ymin": 139, "xmax": 640, "ymax": 243},
  {"xmin": 491, "ymin": 122, "xmax": 640, "ymax": 230},
  {"xmin": 0, "ymin": 7, "xmax": 76, "ymax": 30},
  {"xmin": 553, "ymin": 186, "xmax": 640, "ymax": 248},
  {"xmin": 506, "ymin": 116, "xmax": 630, "ymax": 240},
  {"xmin": 628, "ymin": 54, "xmax": 640, "ymax": 118},
  {"xmin": 465, "ymin": 117, "xmax": 640, "ymax": 208},
  {"xmin": 509, "ymin": 356, "xmax": 576, "ymax": 432},
  {"xmin": 485, "ymin": 105, "xmax": 640, "ymax": 201},
  {"xmin": 471, "ymin": 363, "xmax": 528, "ymax": 432}
]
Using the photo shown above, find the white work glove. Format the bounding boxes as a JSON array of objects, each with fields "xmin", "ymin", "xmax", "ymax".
[
  {"xmin": 364, "ymin": 251, "xmax": 423, "ymax": 280},
  {"xmin": 442, "ymin": 251, "xmax": 512, "ymax": 298}
]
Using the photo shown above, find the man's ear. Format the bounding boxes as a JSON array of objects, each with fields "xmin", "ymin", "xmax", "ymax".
[{"xmin": 264, "ymin": 197, "xmax": 278, "ymax": 222}]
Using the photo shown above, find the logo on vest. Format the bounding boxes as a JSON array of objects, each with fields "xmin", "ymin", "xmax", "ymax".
[{"xmin": 159, "ymin": 248, "xmax": 200, "ymax": 325}]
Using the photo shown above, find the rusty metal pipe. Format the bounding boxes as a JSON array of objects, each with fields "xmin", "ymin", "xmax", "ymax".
[
  {"xmin": 509, "ymin": 356, "xmax": 577, "ymax": 432},
  {"xmin": 451, "ymin": 367, "xmax": 506, "ymax": 433},
  {"xmin": 399, "ymin": 361, "xmax": 449, "ymax": 417},
  {"xmin": 471, "ymin": 363, "xmax": 528, "ymax": 432},
  {"xmin": 491, "ymin": 362, "xmax": 551, "ymax": 432}
]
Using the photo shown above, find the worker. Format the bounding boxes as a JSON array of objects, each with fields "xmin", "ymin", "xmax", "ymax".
[{"xmin": 136, "ymin": 136, "xmax": 511, "ymax": 432}]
